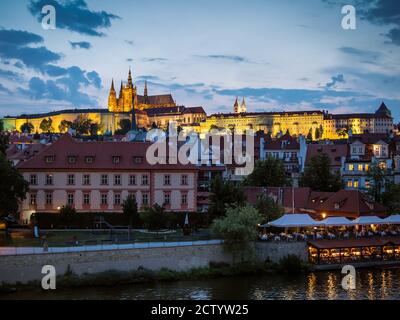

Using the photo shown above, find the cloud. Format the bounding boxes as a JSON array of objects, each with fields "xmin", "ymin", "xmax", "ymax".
[
  {"xmin": 70, "ymin": 41, "xmax": 91, "ymax": 49},
  {"xmin": 125, "ymin": 40, "xmax": 134, "ymax": 46},
  {"xmin": 136, "ymin": 75, "xmax": 160, "ymax": 81},
  {"xmin": 142, "ymin": 57, "xmax": 168, "ymax": 62},
  {"xmin": 126, "ymin": 58, "xmax": 133, "ymax": 62},
  {"xmin": 28, "ymin": 0, "xmax": 120, "ymax": 37},
  {"xmin": 87, "ymin": 71, "xmax": 102, "ymax": 88},
  {"xmin": 0, "ymin": 29, "xmax": 61, "ymax": 72},
  {"xmin": 197, "ymin": 54, "xmax": 249, "ymax": 63},
  {"xmin": 325, "ymin": 74, "xmax": 345, "ymax": 88},
  {"xmin": 0, "ymin": 68, "xmax": 21, "ymax": 80},
  {"xmin": 0, "ymin": 83, "xmax": 11, "ymax": 94},
  {"xmin": 338, "ymin": 46, "xmax": 382, "ymax": 63}
]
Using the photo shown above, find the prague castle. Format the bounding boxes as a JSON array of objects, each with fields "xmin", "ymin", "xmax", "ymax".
[{"xmin": 0, "ymin": 67, "xmax": 394, "ymax": 139}]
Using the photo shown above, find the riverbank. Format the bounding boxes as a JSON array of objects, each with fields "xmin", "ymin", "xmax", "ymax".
[{"xmin": 0, "ymin": 257, "xmax": 309, "ymax": 294}]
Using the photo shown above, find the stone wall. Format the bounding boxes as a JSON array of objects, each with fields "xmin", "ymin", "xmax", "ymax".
[{"xmin": 0, "ymin": 241, "xmax": 309, "ymax": 284}]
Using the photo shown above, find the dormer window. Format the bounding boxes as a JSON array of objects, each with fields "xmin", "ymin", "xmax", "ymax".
[
  {"xmin": 334, "ymin": 203, "xmax": 340, "ymax": 210},
  {"xmin": 67, "ymin": 156, "xmax": 77, "ymax": 164},
  {"xmin": 85, "ymin": 156, "xmax": 94, "ymax": 164},
  {"xmin": 45, "ymin": 155, "xmax": 55, "ymax": 163},
  {"xmin": 133, "ymin": 156, "xmax": 143, "ymax": 164},
  {"xmin": 112, "ymin": 156, "xmax": 121, "ymax": 164}
]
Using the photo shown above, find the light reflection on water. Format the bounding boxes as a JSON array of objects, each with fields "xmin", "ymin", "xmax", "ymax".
[{"xmin": 2, "ymin": 269, "xmax": 400, "ymax": 300}]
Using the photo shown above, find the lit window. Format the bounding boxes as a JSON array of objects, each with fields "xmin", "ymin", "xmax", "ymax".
[
  {"xmin": 347, "ymin": 180, "xmax": 353, "ymax": 188},
  {"xmin": 354, "ymin": 180, "xmax": 359, "ymax": 188},
  {"xmin": 348, "ymin": 164, "xmax": 354, "ymax": 171},
  {"xmin": 358, "ymin": 164, "xmax": 363, "ymax": 171}
]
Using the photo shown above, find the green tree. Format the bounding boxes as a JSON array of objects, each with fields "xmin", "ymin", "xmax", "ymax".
[
  {"xmin": 58, "ymin": 120, "xmax": 72, "ymax": 133},
  {"xmin": 209, "ymin": 175, "xmax": 246, "ymax": 217},
  {"xmin": 0, "ymin": 133, "xmax": 9, "ymax": 155},
  {"xmin": 255, "ymin": 194, "xmax": 284, "ymax": 222},
  {"xmin": 140, "ymin": 204, "xmax": 168, "ymax": 230},
  {"xmin": 300, "ymin": 153, "xmax": 343, "ymax": 192},
  {"xmin": 71, "ymin": 114, "xmax": 93, "ymax": 135},
  {"xmin": 381, "ymin": 183, "xmax": 400, "ymax": 213},
  {"xmin": 89, "ymin": 122, "xmax": 102, "ymax": 136},
  {"xmin": 119, "ymin": 119, "xmax": 132, "ymax": 134},
  {"xmin": 212, "ymin": 204, "xmax": 262, "ymax": 263},
  {"xmin": 306, "ymin": 128, "xmax": 313, "ymax": 141},
  {"xmin": 0, "ymin": 120, "xmax": 4, "ymax": 132},
  {"xmin": 59, "ymin": 205, "xmax": 77, "ymax": 228},
  {"xmin": 367, "ymin": 163, "xmax": 388, "ymax": 202},
  {"xmin": 315, "ymin": 127, "xmax": 320, "ymax": 140},
  {"xmin": 122, "ymin": 194, "xmax": 138, "ymax": 227},
  {"xmin": 0, "ymin": 153, "xmax": 29, "ymax": 216},
  {"xmin": 20, "ymin": 122, "xmax": 34, "ymax": 133},
  {"xmin": 39, "ymin": 117, "xmax": 53, "ymax": 133},
  {"xmin": 244, "ymin": 157, "xmax": 289, "ymax": 187}
]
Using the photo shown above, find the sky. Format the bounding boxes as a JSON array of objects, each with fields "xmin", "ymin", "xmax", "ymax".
[{"xmin": 0, "ymin": 0, "xmax": 399, "ymax": 120}]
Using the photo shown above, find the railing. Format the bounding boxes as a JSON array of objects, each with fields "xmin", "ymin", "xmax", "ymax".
[{"xmin": 0, "ymin": 239, "xmax": 223, "ymax": 256}]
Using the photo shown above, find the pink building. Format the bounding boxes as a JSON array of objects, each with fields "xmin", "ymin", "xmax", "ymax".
[{"xmin": 17, "ymin": 134, "xmax": 198, "ymax": 222}]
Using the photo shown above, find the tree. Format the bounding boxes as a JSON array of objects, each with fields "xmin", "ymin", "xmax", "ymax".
[
  {"xmin": 367, "ymin": 163, "xmax": 387, "ymax": 202},
  {"xmin": 0, "ymin": 133, "xmax": 9, "ymax": 156},
  {"xmin": 300, "ymin": 153, "xmax": 343, "ymax": 192},
  {"xmin": 255, "ymin": 194, "xmax": 284, "ymax": 223},
  {"xmin": 244, "ymin": 157, "xmax": 289, "ymax": 187},
  {"xmin": 315, "ymin": 127, "xmax": 320, "ymax": 140},
  {"xmin": 71, "ymin": 114, "xmax": 93, "ymax": 135},
  {"xmin": 39, "ymin": 118, "xmax": 53, "ymax": 133},
  {"xmin": 59, "ymin": 205, "xmax": 76, "ymax": 228},
  {"xmin": 0, "ymin": 153, "xmax": 29, "ymax": 216},
  {"xmin": 58, "ymin": 120, "xmax": 72, "ymax": 133},
  {"xmin": 118, "ymin": 119, "xmax": 131, "ymax": 135},
  {"xmin": 381, "ymin": 183, "xmax": 400, "ymax": 213},
  {"xmin": 89, "ymin": 122, "xmax": 102, "ymax": 136},
  {"xmin": 212, "ymin": 204, "xmax": 262, "ymax": 262},
  {"xmin": 306, "ymin": 128, "xmax": 313, "ymax": 141},
  {"xmin": 20, "ymin": 122, "xmax": 34, "ymax": 133},
  {"xmin": 209, "ymin": 175, "xmax": 246, "ymax": 217},
  {"xmin": 140, "ymin": 204, "xmax": 168, "ymax": 230},
  {"xmin": 122, "ymin": 194, "xmax": 138, "ymax": 227},
  {"xmin": 0, "ymin": 120, "xmax": 4, "ymax": 132}
]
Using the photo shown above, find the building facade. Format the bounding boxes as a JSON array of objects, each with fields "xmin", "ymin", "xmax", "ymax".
[{"xmin": 17, "ymin": 134, "xmax": 198, "ymax": 222}]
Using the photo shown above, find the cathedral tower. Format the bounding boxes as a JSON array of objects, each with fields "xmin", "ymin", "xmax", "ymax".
[
  {"xmin": 107, "ymin": 79, "xmax": 117, "ymax": 112},
  {"xmin": 241, "ymin": 97, "xmax": 247, "ymax": 113},
  {"xmin": 233, "ymin": 97, "xmax": 240, "ymax": 113}
]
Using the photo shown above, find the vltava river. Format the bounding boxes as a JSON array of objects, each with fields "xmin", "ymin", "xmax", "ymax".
[{"xmin": 2, "ymin": 268, "xmax": 400, "ymax": 300}]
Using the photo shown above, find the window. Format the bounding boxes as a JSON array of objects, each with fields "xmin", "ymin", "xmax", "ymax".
[
  {"xmin": 30, "ymin": 174, "xmax": 37, "ymax": 185},
  {"xmin": 348, "ymin": 164, "xmax": 354, "ymax": 171},
  {"xmin": 181, "ymin": 194, "xmax": 187, "ymax": 205},
  {"xmin": 358, "ymin": 164, "xmax": 363, "ymax": 171},
  {"xmin": 45, "ymin": 155, "xmax": 55, "ymax": 163},
  {"xmin": 29, "ymin": 193, "xmax": 36, "ymax": 205},
  {"xmin": 83, "ymin": 174, "xmax": 90, "ymax": 185},
  {"xmin": 85, "ymin": 156, "xmax": 94, "ymax": 164},
  {"xmin": 45, "ymin": 174, "xmax": 53, "ymax": 185},
  {"xmin": 181, "ymin": 174, "xmax": 188, "ymax": 185},
  {"xmin": 112, "ymin": 156, "xmax": 121, "ymax": 164},
  {"xmin": 101, "ymin": 193, "xmax": 108, "ymax": 205},
  {"xmin": 67, "ymin": 156, "xmax": 77, "ymax": 164},
  {"xmin": 129, "ymin": 175, "xmax": 136, "ymax": 185},
  {"xmin": 114, "ymin": 174, "xmax": 121, "ymax": 185},
  {"xmin": 101, "ymin": 174, "xmax": 108, "ymax": 185},
  {"xmin": 45, "ymin": 193, "xmax": 52, "ymax": 205},
  {"xmin": 133, "ymin": 156, "xmax": 142, "ymax": 164},
  {"xmin": 354, "ymin": 180, "xmax": 359, "ymax": 188},
  {"xmin": 334, "ymin": 203, "xmax": 340, "ymax": 210},
  {"xmin": 67, "ymin": 174, "xmax": 75, "ymax": 185},
  {"xmin": 142, "ymin": 174, "xmax": 149, "ymax": 186},
  {"xmin": 114, "ymin": 193, "xmax": 121, "ymax": 205},
  {"xmin": 164, "ymin": 193, "xmax": 170, "ymax": 205},
  {"xmin": 142, "ymin": 193, "xmax": 149, "ymax": 206},
  {"xmin": 347, "ymin": 180, "xmax": 353, "ymax": 188},
  {"xmin": 365, "ymin": 164, "xmax": 370, "ymax": 171},
  {"xmin": 164, "ymin": 174, "xmax": 170, "ymax": 186},
  {"xmin": 83, "ymin": 193, "xmax": 90, "ymax": 205},
  {"xmin": 67, "ymin": 193, "xmax": 74, "ymax": 205}
]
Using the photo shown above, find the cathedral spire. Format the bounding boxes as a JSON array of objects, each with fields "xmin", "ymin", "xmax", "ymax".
[
  {"xmin": 144, "ymin": 80, "xmax": 148, "ymax": 97},
  {"xmin": 127, "ymin": 67, "xmax": 133, "ymax": 88},
  {"xmin": 234, "ymin": 97, "xmax": 239, "ymax": 113},
  {"xmin": 110, "ymin": 78, "xmax": 115, "ymax": 92}
]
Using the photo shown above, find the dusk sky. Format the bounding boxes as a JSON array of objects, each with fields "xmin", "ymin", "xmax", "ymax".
[{"xmin": 0, "ymin": 0, "xmax": 399, "ymax": 119}]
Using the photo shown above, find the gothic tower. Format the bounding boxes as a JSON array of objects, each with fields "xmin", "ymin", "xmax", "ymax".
[
  {"xmin": 241, "ymin": 97, "xmax": 247, "ymax": 113},
  {"xmin": 233, "ymin": 97, "xmax": 240, "ymax": 113},
  {"xmin": 107, "ymin": 79, "xmax": 117, "ymax": 112}
]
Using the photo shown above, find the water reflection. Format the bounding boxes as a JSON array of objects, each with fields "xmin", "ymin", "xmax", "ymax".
[{"xmin": 2, "ymin": 269, "xmax": 400, "ymax": 300}]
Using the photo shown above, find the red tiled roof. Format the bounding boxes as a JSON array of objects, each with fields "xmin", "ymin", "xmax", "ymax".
[
  {"xmin": 264, "ymin": 133, "xmax": 300, "ymax": 150},
  {"xmin": 305, "ymin": 144, "xmax": 348, "ymax": 167},
  {"xmin": 17, "ymin": 134, "xmax": 197, "ymax": 171},
  {"xmin": 182, "ymin": 106, "xmax": 206, "ymax": 114},
  {"xmin": 315, "ymin": 190, "xmax": 387, "ymax": 218}
]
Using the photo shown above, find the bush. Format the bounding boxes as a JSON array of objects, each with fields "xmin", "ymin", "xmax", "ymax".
[{"xmin": 276, "ymin": 254, "xmax": 308, "ymax": 274}]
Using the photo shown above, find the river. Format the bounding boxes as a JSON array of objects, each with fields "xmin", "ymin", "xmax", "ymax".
[{"xmin": 2, "ymin": 268, "xmax": 400, "ymax": 300}]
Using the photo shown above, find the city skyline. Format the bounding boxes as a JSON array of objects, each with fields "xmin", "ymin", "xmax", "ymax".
[{"xmin": 0, "ymin": 0, "xmax": 399, "ymax": 120}]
